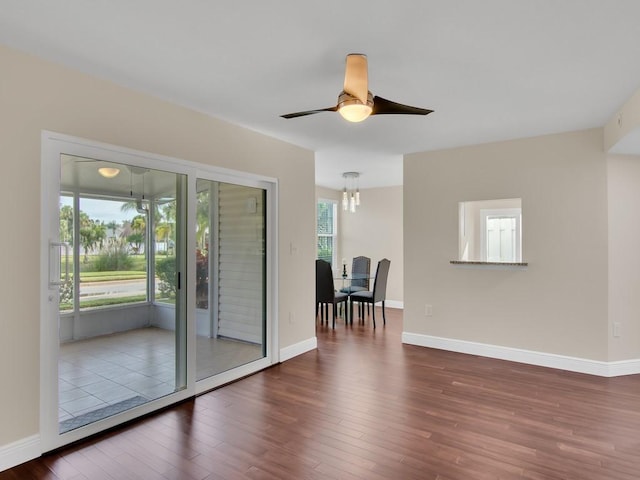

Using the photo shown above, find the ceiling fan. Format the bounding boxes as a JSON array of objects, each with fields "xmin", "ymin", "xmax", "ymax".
[{"xmin": 281, "ymin": 53, "xmax": 433, "ymax": 123}]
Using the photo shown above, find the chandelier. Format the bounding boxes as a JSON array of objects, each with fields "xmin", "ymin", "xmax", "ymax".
[{"xmin": 342, "ymin": 172, "xmax": 361, "ymax": 213}]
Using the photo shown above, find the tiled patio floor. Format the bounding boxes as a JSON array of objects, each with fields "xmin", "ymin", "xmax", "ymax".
[{"xmin": 58, "ymin": 327, "xmax": 262, "ymax": 432}]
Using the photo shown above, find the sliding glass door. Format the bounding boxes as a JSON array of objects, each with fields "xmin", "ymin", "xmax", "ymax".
[
  {"xmin": 41, "ymin": 132, "xmax": 276, "ymax": 451},
  {"xmin": 56, "ymin": 156, "xmax": 187, "ymax": 435}
]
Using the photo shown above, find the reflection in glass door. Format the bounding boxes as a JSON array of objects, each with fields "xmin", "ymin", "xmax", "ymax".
[
  {"xmin": 57, "ymin": 155, "xmax": 186, "ymax": 433},
  {"xmin": 195, "ymin": 179, "xmax": 266, "ymax": 381}
]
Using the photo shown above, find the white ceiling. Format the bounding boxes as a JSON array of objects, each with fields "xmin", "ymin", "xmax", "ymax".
[
  {"xmin": 61, "ymin": 155, "xmax": 178, "ymax": 199},
  {"xmin": 2, "ymin": 1, "xmax": 640, "ymax": 189}
]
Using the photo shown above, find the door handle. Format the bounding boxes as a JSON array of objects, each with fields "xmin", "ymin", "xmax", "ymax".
[{"xmin": 49, "ymin": 241, "xmax": 70, "ymax": 288}]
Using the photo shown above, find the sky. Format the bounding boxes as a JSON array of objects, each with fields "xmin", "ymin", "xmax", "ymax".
[{"xmin": 60, "ymin": 196, "xmax": 132, "ymax": 224}]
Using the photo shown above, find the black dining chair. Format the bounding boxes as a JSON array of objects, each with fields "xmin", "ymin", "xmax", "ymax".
[
  {"xmin": 316, "ymin": 259, "xmax": 348, "ymax": 329},
  {"xmin": 349, "ymin": 258, "xmax": 390, "ymax": 328}
]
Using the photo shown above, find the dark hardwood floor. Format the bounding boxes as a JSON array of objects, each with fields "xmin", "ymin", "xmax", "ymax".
[{"xmin": 4, "ymin": 308, "xmax": 640, "ymax": 479}]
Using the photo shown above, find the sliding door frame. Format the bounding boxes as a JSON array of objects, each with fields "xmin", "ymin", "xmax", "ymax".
[
  {"xmin": 191, "ymin": 170, "xmax": 278, "ymax": 394},
  {"xmin": 40, "ymin": 131, "xmax": 279, "ymax": 452}
]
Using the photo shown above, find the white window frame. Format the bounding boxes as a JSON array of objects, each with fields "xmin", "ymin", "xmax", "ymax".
[{"xmin": 317, "ymin": 199, "xmax": 338, "ymax": 270}]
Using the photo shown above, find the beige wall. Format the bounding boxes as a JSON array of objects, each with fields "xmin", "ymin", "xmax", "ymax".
[
  {"xmin": 315, "ymin": 186, "xmax": 341, "ymax": 203},
  {"xmin": 340, "ymin": 186, "xmax": 403, "ymax": 304},
  {"xmin": 404, "ymin": 129, "xmax": 609, "ymax": 360},
  {"xmin": 315, "ymin": 185, "xmax": 404, "ymax": 304},
  {"xmin": 607, "ymin": 154, "xmax": 640, "ymax": 361},
  {"xmin": 0, "ymin": 45, "xmax": 316, "ymax": 446},
  {"xmin": 604, "ymin": 86, "xmax": 640, "ymax": 151}
]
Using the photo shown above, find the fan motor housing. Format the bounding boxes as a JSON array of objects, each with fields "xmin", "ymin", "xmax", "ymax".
[{"xmin": 338, "ymin": 91, "xmax": 374, "ymax": 109}]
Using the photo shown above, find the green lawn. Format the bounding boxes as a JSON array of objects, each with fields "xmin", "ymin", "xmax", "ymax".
[
  {"xmin": 79, "ymin": 271, "xmax": 147, "ymax": 282},
  {"xmin": 76, "ymin": 254, "xmax": 147, "ymax": 272},
  {"xmin": 60, "ymin": 294, "xmax": 175, "ymax": 311},
  {"xmin": 58, "ymin": 253, "xmax": 176, "ymax": 309}
]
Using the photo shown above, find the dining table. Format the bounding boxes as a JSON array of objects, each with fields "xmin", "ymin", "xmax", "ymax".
[{"xmin": 333, "ymin": 273, "xmax": 373, "ymax": 324}]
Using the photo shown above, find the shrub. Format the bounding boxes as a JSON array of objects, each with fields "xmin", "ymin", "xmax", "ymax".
[
  {"xmin": 196, "ymin": 249, "xmax": 208, "ymax": 309},
  {"xmin": 93, "ymin": 240, "xmax": 134, "ymax": 271},
  {"xmin": 156, "ymin": 256, "xmax": 176, "ymax": 300},
  {"xmin": 59, "ymin": 280, "xmax": 73, "ymax": 305}
]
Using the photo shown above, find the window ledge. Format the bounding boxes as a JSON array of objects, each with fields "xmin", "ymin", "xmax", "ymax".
[{"xmin": 450, "ymin": 260, "xmax": 528, "ymax": 267}]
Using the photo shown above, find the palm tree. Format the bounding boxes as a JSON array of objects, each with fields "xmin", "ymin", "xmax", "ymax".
[
  {"xmin": 106, "ymin": 220, "xmax": 119, "ymax": 241},
  {"xmin": 155, "ymin": 222, "xmax": 173, "ymax": 255},
  {"xmin": 79, "ymin": 212, "xmax": 106, "ymax": 263},
  {"xmin": 156, "ymin": 201, "xmax": 176, "ymax": 255},
  {"xmin": 196, "ymin": 190, "xmax": 209, "ymax": 251},
  {"xmin": 127, "ymin": 214, "xmax": 146, "ymax": 254},
  {"xmin": 59, "ymin": 204, "xmax": 74, "ymax": 244}
]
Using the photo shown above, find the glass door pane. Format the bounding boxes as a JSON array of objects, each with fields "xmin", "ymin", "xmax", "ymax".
[
  {"xmin": 58, "ymin": 156, "xmax": 186, "ymax": 433},
  {"xmin": 195, "ymin": 179, "xmax": 266, "ymax": 381}
]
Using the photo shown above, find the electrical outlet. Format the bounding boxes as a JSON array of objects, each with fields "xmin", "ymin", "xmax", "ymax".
[
  {"xmin": 425, "ymin": 304, "xmax": 433, "ymax": 317},
  {"xmin": 289, "ymin": 312, "xmax": 295, "ymax": 324},
  {"xmin": 613, "ymin": 322, "xmax": 621, "ymax": 337}
]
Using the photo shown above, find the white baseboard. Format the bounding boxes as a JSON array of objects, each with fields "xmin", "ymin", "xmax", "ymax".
[
  {"xmin": 385, "ymin": 300, "xmax": 403, "ymax": 309},
  {"xmin": 607, "ymin": 359, "xmax": 640, "ymax": 377},
  {"xmin": 0, "ymin": 435, "xmax": 40, "ymax": 472},
  {"xmin": 279, "ymin": 336, "xmax": 317, "ymax": 362},
  {"xmin": 402, "ymin": 332, "xmax": 640, "ymax": 377}
]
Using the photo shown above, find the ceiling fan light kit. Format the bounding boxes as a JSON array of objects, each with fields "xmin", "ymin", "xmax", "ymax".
[
  {"xmin": 338, "ymin": 91, "xmax": 373, "ymax": 122},
  {"xmin": 281, "ymin": 53, "xmax": 433, "ymax": 121}
]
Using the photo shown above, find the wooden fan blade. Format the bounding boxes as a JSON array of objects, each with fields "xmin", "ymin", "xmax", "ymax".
[
  {"xmin": 371, "ymin": 96, "xmax": 433, "ymax": 116},
  {"xmin": 281, "ymin": 106, "xmax": 338, "ymax": 119},
  {"xmin": 343, "ymin": 54, "xmax": 369, "ymax": 104}
]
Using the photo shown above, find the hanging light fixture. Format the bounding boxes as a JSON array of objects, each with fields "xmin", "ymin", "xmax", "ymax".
[
  {"xmin": 128, "ymin": 166, "xmax": 149, "ymax": 215},
  {"xmin": 342, "ymin": 172, "xmax": 361, "ymax": 213}
]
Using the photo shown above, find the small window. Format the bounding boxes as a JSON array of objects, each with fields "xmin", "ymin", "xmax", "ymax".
[
  {"xmin": 317, "ymin": 200, "xmax": 337, "ymax": 269},
  {"xmin": 459, "ymin": 198, "xmax": 522, "ymax": 263}
]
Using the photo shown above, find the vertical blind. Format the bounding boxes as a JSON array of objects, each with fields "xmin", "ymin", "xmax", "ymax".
[{"xmin": 217, "ymin": 183, "xmax": 265, "ymax": 344}]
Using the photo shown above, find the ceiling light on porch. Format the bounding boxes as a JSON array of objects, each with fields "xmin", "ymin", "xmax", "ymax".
[{"xmin": 98, "ymin": 167, "xmax": 120, "ymax": 178}]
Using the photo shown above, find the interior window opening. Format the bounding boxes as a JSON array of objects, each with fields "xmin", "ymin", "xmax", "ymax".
[{"xmin": 458, "ymin": 198, "xmax": 522, "ymax": 263}]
